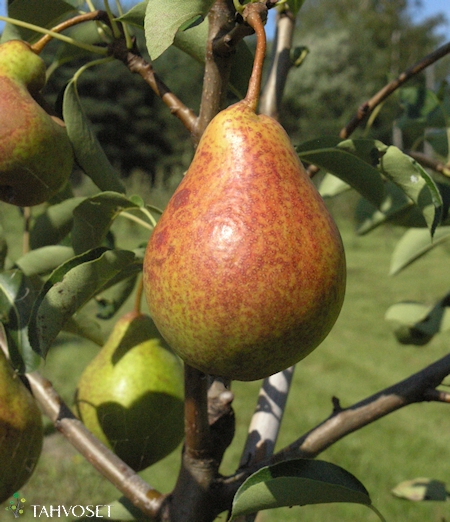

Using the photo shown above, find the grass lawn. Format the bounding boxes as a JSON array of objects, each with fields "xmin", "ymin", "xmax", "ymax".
[{"xmin": 1, "ymin": 197, "xmax": 450, "ymax": 522}]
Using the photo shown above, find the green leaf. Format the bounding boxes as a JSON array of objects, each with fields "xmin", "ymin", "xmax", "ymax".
[
  {"xmin": 385, "ymin": 299, "xmax": 450, "ymax": 346},
  {"xmin": 379, "ymin": 146, "xmax": 443, "ymax": 236},
  {"xmin": 0, "ymin": 270, "xmax": 42, "ymax": 372},
  {"xmin": 71, "ymin": 192, "xmax": 141, "ymax": 255},
  {"xmin": 63, "ymin": 311, "xmax": 104, "ymax": 346},
  {"xmin": 118, "ymin": 1, "xmax": 252, "ymax": 99},
  {"xmin": 30, "ymin": 197, "xmax": 86, "ymax": 249},
  {"xmin": 319, "ymin": 173, "xmax": 351, "ymax": 198},
  {"xmin": 3, "ymin": 0, "xmax": 77, "ymax": 42},
  {"xmin": 28, "ymin": 248, "xmax": 136, "ymax": 358},
  {"xmin": 62, "ymin": 79, "xmax": 125, "ymax": 194},
  {"xmin": 230, "ymin": 459, "xmax": 385, "ymax": 521},
  {"xmin": 95, "ymin": 275, "xmax": 138, "ymax": 320},
  {"xmin": 355, "ymin": 182, "xmax": 425, "ymax": 235},
  {"xmin": 144, "ymin": 0, "xmax": 215, "ymax": 60},
  {"xmin": 289, "ymin": 0, "xmax": 307, "ymax": 16},
  {"xmin": 389, "ymin": 227, "xmax": 450, "ymax": 275},
  {"xmin": 15, "ymin": 246, "xmax": 75, "ymax": 277},
  {"xmin": 392, "ymin": 478, "xmax": 448, "ymax": 501},
  {"xmin": 296, "ymin": 138, "xmax": 385, "ymax": 208}
]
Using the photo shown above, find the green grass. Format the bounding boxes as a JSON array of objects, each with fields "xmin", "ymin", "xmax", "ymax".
[{"xmin": 1, "ymin": 200, "xmax": 450, "ymax": 522}]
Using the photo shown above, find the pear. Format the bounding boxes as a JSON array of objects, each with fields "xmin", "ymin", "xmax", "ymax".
[
  {"xmin": 0, "ymin": 349, "xmax": 43, "ymax": 503},
  {"xmin": 143, "ymin": 11, "xmax": 346, "ymax": 382},
  {"xmin": 0, "ymin": 40, "xmax": 74, "ymax": 207},
  {"xmin": 75, "ymin": 311, "xmax": 185, "ymax": 471}
]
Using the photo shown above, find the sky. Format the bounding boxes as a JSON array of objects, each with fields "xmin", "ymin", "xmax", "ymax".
[{"xmin": 0, "ymin": 0, "xmax": 449, "ymax": 42}]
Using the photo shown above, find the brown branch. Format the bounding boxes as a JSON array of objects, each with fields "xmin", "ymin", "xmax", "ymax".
[
  {"xmin": 423, "ymin": 387, "xmax": 450, "ymax": 403},
  {"xmin": 25, "ymin": 371, "xmax": 164, "ymax": 520},
  {"xmin": 220, "ymin": 351, "xmax": 450, "ymax": 500},
  {"xmin": 31, "ymin": 10, "xmax": 110, "ymax": 54},
  {"xmin": 183, "ymin": 365, "xmax": 212, "ymax": 458},
  {"xmin": 195, "ymin": 0, "xmax": 238, "ymax": 141},
  {"xmin": 274, "ymin": 351, "xmax": 450, "ymax": 462},
  {"xmin": 340, "ymin": 41, "xmax": 450, "ymax": 140},
  {"xmin": 307, "ymin": 41, "xmax": 450, "ymax": 178},
  {"xmin": 111, "ymin": 40, "xmax": 198, "ymax": 136}
]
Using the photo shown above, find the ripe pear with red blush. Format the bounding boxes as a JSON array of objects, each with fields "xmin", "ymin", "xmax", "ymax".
[
  {"xmin": 0, "ymin": 40, "xmax": 74, "ymax": 206},
  {"xmin": 143, "ymin": 10, "xmax": 346, "ymax": 381}
]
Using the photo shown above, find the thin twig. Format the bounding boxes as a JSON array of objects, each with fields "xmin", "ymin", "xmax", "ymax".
[
  {"xmin": 31, "ymin": 10, "xmax": 110, "ymax": 54},
  {"xmin": 26, "ymin": 372, "xmax": 164, "ymax": 519},
  {"xmin": 307, "ymin": 41, "xmax": 450, "ymax": 177},
  {"xmin": 111, "ymin": 40, "xmax": 198, "ymax": 136},
  {"xmin": 340, "ymin": 41, "xmax": 450, "ymax": 140},
  {"xmin": 221, "ymin": 351, "xmax": 450, "ymax": 499}
]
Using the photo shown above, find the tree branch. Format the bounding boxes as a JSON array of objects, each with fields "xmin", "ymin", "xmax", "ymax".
[
  {"xmin": 195, "ymin": 0, "xmax": 238, "ymax": 141},
  {"xmin": 111, "ymin": 39, "xmax": 198, "ymax": 136},
  {"xmin": 25, "ymin": 371, "xmax": 164, "ymax": 519},
  {"xmin": 274, "ymin": 351, "xmax": 450, "ymax": 461},
  {"xmin": 307, "ymin": 41, "xmax": 450, "ymax": 177},
  {"xmin": 340, "ymin": 41, "xmax": 450, "ymax": 140},
  {"xmin": 220, "ymin": 352, "xmax": 450, "ymax": 502}
]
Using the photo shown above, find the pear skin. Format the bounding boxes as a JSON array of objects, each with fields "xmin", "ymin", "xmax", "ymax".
[
  {"xmin": 143, "ymin": 100, "xmax": 346, "ymax": 381},
  {"xmin": 0, "ymin": 349, "xmax": 43, "ymax": 503},
  {"xmin": 0, "ymin": 40, "xmax": 74, "ymax": 206},
  {"xmin": 75, "ymin": 312, "xmax": 184, "ymax": 471}
]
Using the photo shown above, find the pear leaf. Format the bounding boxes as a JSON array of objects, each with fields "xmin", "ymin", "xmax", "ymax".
[
  {"xmin": 392, "ymin": 478, "xmax": 448, "ymax": 501},
  {"xmin": 379, "ymin": 146, "xmax": 443, "ymax": 236},
  {"xmin": 296, "ymin": 138, "xmax": 385, "ymax": 208},
  {"xmin": 355, "ymin": 182, "xmax": 425, "ymax": 235},
  {"xmin": 230, "ymin": 459, "xmax": 386, "ymax": 521},
  {"xmin": 28, "ymin": 248, "xmax": 136, "ymax": 358},
  {"xmin": 0, "ymin": 270, "xmax": 42, "ymax": 373},
  {"xmin": 385, "ymin": 295, "xmax": 450, "ymax": 346},
  {"xmin": 118, "ymin": 1, "xmax": 252, "ymax": 98},
  {"xmin": 63, "ymin": 312, "xmax": 104, "ymax": 346},
  {"xmin": 95, "ymin": 275, "xmax": 138, "ymax": 320},
  {"xmin": 144, "ymin": 0, "xmax": 215, "ymax": 59},
  {"xmin": 319, "ymin": 174, "xmax": 351, "ymax": 198},
  {"xmin": 3, "ymin": 0, "xmax": 77, "ymax": 43},
  {"xmin": 15, "ymin": 246, "xmax": 75, "ymax": 277},
  {"xmin": 30, "ymin": 197, "xmax": 86, "ymax": 249},
  {"xmin": 389, "ymin": 227, "xmax": 450, "ymax": 275},
  {"xmin": 71, "ymin": 192, "xmax": 141, "ymax": 255},
  {"xmin": 63, "ymin": 79, "xmax": 125, "ymax": 194}
]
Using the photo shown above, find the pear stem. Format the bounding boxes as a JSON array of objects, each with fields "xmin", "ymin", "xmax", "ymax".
[
  {"xmin": 31, "ymin": 10, "xmax": 110, "ymax": 54},
  {"xmin": 243, "ymin": 3, "xmax": 267, "ymax": 112}
]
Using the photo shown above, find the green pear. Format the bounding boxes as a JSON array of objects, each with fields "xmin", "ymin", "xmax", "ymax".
[
  {"xmin": 143, "ymin": 101, "xmax": 346, "ymax": 381},
  {"xmin": 75, "ymin": 311, "xmax": 185, "ymax": 471},
  {"xmin": 0, "ymin": 349, "xmax": 43, "ymax": 503},
  {"xmin": 0, "ymin": 40, "xmax": 74, "ymax": 207}
]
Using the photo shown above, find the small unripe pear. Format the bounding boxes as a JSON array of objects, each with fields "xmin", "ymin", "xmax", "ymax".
[
  {"xmin": 0, "ymin": 350, "xmax": 43, "ymax": 503},
  {"xmin": 0, "ymin": 40, "xmax": 74, "ymax": 206},
  {"xmin": 75, "ymin": 312, "xmax": 185, "ymax": 471}
]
